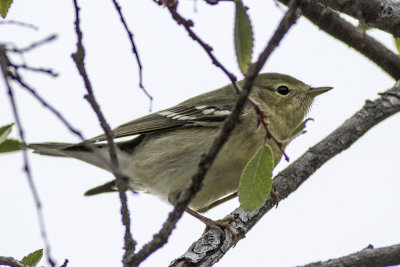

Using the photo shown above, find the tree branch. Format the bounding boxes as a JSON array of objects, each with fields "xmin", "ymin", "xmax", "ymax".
[
  {"xmin": 8, "ymin": 34, "xmax": 57, "ymax": 53},
  {"xmin": 313, "ymin": 0, "xmax": 400, "ymax": 38},
  {"xmin": 10, "ymin": 63, "xmax": 58, "ymax": 77},
  {"xmin": 277, "ymin": 0, "xmax": 400, "ymax": 80},
  {"xmin": 171, "ymin": 80, "xmax": 400, "ymax": 266},
  {"xmin": 0, "ymin": 20, "xmax": 39, "ymax": 30},
  {"xmin": 304, "ymin": 243, "xmax": 400, "ymax": 267},
  {"xmin": 0, "ymin": 257, "xmax": 26, "ymax": 267}
]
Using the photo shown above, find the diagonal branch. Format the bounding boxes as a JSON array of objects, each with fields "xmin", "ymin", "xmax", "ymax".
[
  {"xmin": 8, "ymin": 34, "xmax": 57, "ymax": 53},
  {"xmin": 10, "ymin": 63, "xmax": 58, "ymax": 77},
  {"xmin": 129, "ymin": 0, "xmax": 302, "ymax": 265},
  {"xmin": 0, "ymin": 256, "xmax": 26, "ymax": 267},
  {"xmin": 303, "ymin": 243, "xmax": 400, "ymax": 267},
  {"xmin": 0, "ymin": 20, "xmax": 39, "ymax": 30},
  {"xmin": 166, "ymin": 4, "xmax": 237, "ymax": 83},
  {"xmin": 312, "ymin": 0, "xmax": 400, "ymax": 38},
  {"xmin": 277, "ymin": 0, "xmax": 400, "ymax": 80},
  {"xmin": 171, "ymin": 80, "xmax": 400, "ymax": 266}
]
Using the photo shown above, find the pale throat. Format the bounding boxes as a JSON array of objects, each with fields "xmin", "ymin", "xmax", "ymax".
[{"xmin": 266, "ymin": 107, "xmax": 306, "ymax": 140}]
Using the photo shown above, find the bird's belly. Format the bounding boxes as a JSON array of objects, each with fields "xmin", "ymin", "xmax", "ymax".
[{"xmin": 127, "ymin": 125, "xmax": 265, "ymax": 211}]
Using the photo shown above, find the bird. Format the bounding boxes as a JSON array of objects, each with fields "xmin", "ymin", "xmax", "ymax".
[{"xmin": 27, "ymin": 73, "xmax": 332, "ymax": 214}]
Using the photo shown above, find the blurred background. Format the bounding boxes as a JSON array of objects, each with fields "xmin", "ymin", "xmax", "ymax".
[{"xmin": 0, "ymin": 0, "xmax": 399, "ymax": 266}]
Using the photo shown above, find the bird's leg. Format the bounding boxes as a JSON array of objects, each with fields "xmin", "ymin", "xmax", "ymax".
[
  {"xmin": 196, "ymin": 192, "xmax": 238, "ymax": 213},
  {"xmin": 270, "ymin": 184, "xmax": 280, "ymax": 208},
  {"xmin": 184, "ymin": 207, "xmax": 237, "ymax": 242}
]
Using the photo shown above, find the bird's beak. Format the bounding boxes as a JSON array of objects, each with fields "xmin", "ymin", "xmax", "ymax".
[{"xmin": 308, "ymin": 86, "xmax": 333, "ymax": 97}]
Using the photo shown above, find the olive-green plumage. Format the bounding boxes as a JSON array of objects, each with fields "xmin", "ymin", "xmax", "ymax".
[{"xmin": 27, "ymin": 73, "xmax": 331, "ymax": 212}]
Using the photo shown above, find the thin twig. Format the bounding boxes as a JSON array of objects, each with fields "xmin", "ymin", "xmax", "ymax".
[
  {"xmin": 130, "ymin": 1, "xmax": 302, "ymax": 265},
  {"xmin": 111, "ymin": 0, "xmax": 153, "ymax": 111},
  {"xmin": 11, "ymin": 77, "xmax": 84, "ymax": 137},
  {"xmin": 167, "ymin": 5, "xmax": 237, "ymax": 83},
  {"xmin": 71, "ymin": 0, "xmax": 136, "ymax": 264},
  {"xmin": 10, "ymin": 63, "xmax": 59, "ymax": 77},
  {"xmin": 59, "ymin": 259, "xmax": 69, "ymax": 267},
  {"xmin": 0, "ymin": 20, "xmax": 39, "ymax": 30},
  {"xmin": 9, "ymin": 34, "xmax": 57, "ymax": 53},
  {"xmin": 0, "ymin": 47, "xmax": 56, "ymax": 267}
]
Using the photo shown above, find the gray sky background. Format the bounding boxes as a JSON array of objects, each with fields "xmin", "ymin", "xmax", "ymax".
[{"xmin": 1, "ymin": 0, "xmax": 399, "ymax": 266}]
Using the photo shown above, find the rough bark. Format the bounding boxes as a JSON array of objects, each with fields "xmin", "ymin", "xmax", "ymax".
[
  {"xmin": 304, "ymin": 243, "xmax": 400, "ymax": 267},
  {"xmin": 314, "ymin": 0, "xmax": 400, "ymax": 38}
]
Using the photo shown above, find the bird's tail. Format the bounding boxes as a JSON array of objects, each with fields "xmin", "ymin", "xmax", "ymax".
[
  {"xmin": 24, "ymin": 141, "xmax": 132, "ymax": 174},
  {"xmin": 84, "ymin": 180, "xmax": 117, "ymax": 196},
  {"xmin": 24, "ymin": 142, "xmax": 139, "ymax": 196},
  {"xmin": 23, "ymin": 142, "xmax": 74, "ymax": 157}
]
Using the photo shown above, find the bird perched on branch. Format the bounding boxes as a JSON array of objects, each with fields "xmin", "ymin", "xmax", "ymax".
[{"xmin": 27, "ymin": 73, "xmax": 331, "ymax": 215}]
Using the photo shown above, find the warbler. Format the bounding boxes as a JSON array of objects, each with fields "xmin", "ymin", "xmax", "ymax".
[{"xmin": 27, "ymin": 73, "xmax": 331, "ymax": 212}]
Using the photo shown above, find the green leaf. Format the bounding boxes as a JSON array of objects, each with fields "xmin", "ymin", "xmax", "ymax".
[
  {"xmin": 0, "ymin": 0, "xmax": 13, "ymax": 18},
  {"xmin": 234, "ymin": 0, "xmax": 253, "ymax": 75},
  {"xmin": 395, "ymin": 37, "xmax": 400, "ymax": 55},
  {"xmin": 0, "ymin": 123, "xmax": 14, "ymax": 144},
  {"xmin": 0, "ymin": 138, "xmax": 21, "ymax": 153},
  {"xmin": 238, "ymin": 145, "xmax": 274, "ymax": 211},
  {"xmin": 21, "ymin": 249, "xmax": 43, "ymax": 266}
]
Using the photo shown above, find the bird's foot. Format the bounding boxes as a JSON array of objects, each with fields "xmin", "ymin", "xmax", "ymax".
[
  {"xmin": 271, "ymin": 184, "xmax": 280, "ymax": 208},
  {"xmin": 185, "ymin": 208, "xmax": 238, "ymax": 242}
]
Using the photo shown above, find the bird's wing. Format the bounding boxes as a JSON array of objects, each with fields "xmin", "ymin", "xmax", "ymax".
[{"xmin": 89, "ymin": 104, "xmax": 233, "ymax": 142}]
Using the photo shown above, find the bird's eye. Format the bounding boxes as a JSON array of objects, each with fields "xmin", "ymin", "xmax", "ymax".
[{"xmin": 276, "ymin": 85, "xmax": 290, "ymax": 95}]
